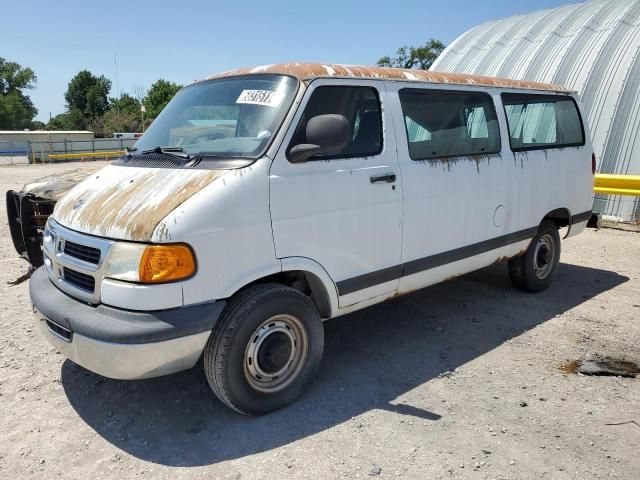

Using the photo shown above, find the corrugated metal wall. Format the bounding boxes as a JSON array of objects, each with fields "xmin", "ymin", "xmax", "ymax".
[{"xmin": 432, "ymin": 0, "xmax": 640, "ymax": 221}]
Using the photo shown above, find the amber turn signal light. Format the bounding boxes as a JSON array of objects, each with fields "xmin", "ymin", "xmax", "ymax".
[{"xmin": 138, "ymin": 244, "xmax": 196, "ymax": 283}]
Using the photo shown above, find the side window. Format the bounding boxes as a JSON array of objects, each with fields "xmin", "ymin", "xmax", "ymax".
[
  {"xmin": 502, "ymin": 93, "xmax": 584, "ymax": 151},
  {"xmin": 405, "ymin": 116, "xmax": 431, "ymax": 142},
  {"xmin": 398, "ymin": 89, "xmax": 501, "ymax": 161},
  {"xmin": 288, "ymin": 86, "xmax": 382, "ymax": 160},
  {"xmin": 466, "ymin": 106, "xmax": 489, "ymax": 138}
]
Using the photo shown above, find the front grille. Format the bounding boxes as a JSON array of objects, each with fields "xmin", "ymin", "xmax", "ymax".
[
  {"xmin": 64, "ymin": 240, "xmax": 101, "ymax": 264},
  {"xmin": 44, "ymin": 219, "xmax": 111, "ymax": 304},
  {"xmin": 63, "ymin": 267, "xmax": 95, "ymax": 293}
]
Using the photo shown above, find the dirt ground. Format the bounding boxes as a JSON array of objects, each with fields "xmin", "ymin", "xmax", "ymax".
[{"xmin": 1, "ymin": 162, "xmax": 639, "ymax": 480}]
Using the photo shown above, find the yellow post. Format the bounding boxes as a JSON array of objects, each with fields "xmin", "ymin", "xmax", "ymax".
[
  {"xmin": 47, "ymin": 150, "xmax": 126, "ymax": 161},
  {"xmin": 594, "ymin": 174, "xmax": 640, "ymax": 197}
]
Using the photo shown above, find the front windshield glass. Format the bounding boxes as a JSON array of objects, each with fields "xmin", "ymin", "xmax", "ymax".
[{"xmin": 134, "ymin": 74, "xmax": 298, "ymax": 158}]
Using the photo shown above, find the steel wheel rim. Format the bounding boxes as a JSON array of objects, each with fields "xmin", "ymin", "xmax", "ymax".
[
  {"xmin": 533, "ymin": 233, "xmax": 555, "ymax": 280},
  {"xmin": 243, "ymin": 314, "xmax": 309, "ymax": 393}
]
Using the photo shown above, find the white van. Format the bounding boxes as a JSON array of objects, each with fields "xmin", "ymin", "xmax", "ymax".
[{"xmin": 30, "ymin": 64, "xmax": 594, "ymax": 415}]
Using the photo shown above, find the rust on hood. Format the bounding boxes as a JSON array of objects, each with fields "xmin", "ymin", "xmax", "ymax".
[
  {"xmin": 203, "ymin": 63, "xmax": 571, "ymax": 93},
  {"xmin": 53, "ymin": 165, "xmax": 224, "ymax": 242},
  {"xmin": 21, "ymin": 167, "xmax": 100, "ymax": 201}
]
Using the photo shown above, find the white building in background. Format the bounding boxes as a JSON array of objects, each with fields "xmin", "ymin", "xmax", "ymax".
[{"xmin": 432, "ymin": 0, "xmax": 640, "ymax": 221}]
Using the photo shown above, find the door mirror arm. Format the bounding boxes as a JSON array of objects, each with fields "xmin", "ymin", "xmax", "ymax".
[{"xmin": 288, "ymin": 144, "xmax": 323, "ymax": 163}]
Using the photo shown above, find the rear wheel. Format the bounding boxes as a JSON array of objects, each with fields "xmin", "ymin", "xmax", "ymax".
[
  {"xmin": 508, "ymin": 220, "xmax": 561, "ymax": 292},
  {"xmin": 204, "ymin": 283, "xmax": 324, "ymax": 415}
]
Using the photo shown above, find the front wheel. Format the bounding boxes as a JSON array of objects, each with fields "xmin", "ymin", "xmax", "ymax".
[
  {"xmin": 508, "ymin": 219, "xmax": 561, "ymax": 292},
  {"xmin": 204, "ymin": 283, "xmax": 324, "ymax": 415}
]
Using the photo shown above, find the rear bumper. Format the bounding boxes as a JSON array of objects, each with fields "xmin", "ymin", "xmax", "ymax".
[{"xmin": 30, "ymin": 267, "xmax": 226, "ymax": 379}]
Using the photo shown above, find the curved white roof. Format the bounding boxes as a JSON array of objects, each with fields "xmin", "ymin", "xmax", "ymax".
[{"xmin": 432, "ymin": 0, "xmax": 640, "ymax": 220}]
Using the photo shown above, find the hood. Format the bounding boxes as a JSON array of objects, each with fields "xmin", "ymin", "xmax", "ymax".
[
  {"xmin": 21, "ymin": 167, "xmax": 100, "ymax": 201},
  {"xmin": 53, "ymin": 165, "xmax": 225, "ymax": 241}
]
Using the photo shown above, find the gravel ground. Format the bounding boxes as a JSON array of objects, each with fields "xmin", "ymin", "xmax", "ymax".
[{"xmin": 1, "ymin": 162, "xmax": 639, "ymax": 480}]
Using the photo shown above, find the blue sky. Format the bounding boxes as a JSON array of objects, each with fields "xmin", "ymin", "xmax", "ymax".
[{"xmin": 2, "ymin": 0, "xmax": 579, "ymax": 122}]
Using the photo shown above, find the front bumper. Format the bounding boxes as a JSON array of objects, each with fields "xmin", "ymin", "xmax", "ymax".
[{"xmin": 30, "ymin": 267, "xmax": 226, "ymax": 379}]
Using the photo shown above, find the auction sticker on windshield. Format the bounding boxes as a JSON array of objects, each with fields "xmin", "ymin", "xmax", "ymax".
[{"xmin": 236, "ymin": 90, "xmax": 285, "ymax": 107}]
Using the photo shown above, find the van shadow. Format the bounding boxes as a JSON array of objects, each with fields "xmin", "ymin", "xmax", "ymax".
[{"xmin": 61, "ymin": 262, "xmax": 627, "ymax": 467}]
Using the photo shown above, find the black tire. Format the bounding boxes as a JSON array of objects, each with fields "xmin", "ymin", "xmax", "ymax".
[
  {"xmin": 508, "ymin": 219, "xmax": 561, "ymax": 293},
  {"xmin": 204, "ymin": 283, "xmax": 324, "ymax": 415}
]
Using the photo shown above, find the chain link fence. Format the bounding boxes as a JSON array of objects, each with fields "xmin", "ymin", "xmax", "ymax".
[
  {"xmin": 0, "ymin": 141, "xmax": 30, "ymax": 165},
  {"xmin": 0, "ymin": 138, "xmax": 138, "ymax": 165},
  {"xmin": 14, "ymin": 137, "xmax": 138, "ymax": 164}
]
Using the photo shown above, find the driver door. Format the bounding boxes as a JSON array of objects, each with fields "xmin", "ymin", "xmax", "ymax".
[{"xmin": 269, "ymin": 79, "xmax": 403, "ymax": 308}]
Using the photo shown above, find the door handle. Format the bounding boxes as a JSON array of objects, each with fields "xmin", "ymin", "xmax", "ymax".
[{"xmin": 370, "ymin": 173, "xmax": 396, "ymax": 184}]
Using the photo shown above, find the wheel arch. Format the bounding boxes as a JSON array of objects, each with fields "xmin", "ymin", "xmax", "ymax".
[
  {"xmin": 225, "ymin": 258, "xmax": 338, "ymax": 319},
  {"xmin": 542, "ymin": 207, "xmax": 571, "ymax": 238}
]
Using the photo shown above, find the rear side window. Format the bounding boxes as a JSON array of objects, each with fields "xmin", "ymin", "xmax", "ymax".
[
  {"xmin": 502, "ymin": 93, "xmax": 584, "ymax": 151},
  {"xmin": 289, "ymin": 86, "xmax": 382, "ymax": 160},
  {"xmin": 398, "ymin": 89, "xmax": 501, "ymax": 161}
]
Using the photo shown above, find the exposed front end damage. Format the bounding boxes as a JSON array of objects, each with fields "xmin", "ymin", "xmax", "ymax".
[
  {"xmin": 6, "ymin": 169, "xmax": 97, "ymax": 267},
  {"xmin": 6, "ymin": 190, "xmax": 55, "ymax": 267}
]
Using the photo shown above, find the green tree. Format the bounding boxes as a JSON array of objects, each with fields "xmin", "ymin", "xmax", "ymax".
[
  {"xmin": 0, "ymin": 57, "xmax": 38, "ymax": 129},
  {"xmin": 109, "ymin": 93, "xmax": 140, "ymax": 115},
  {"xmin": 377, "ymin": 39, "xmax": 446, "ymax": 70},
  {"xmin": 103, "ymin": 93, "xmax": 142, "ymax": 134},
  {"xmin": 64, "ymin": 70, "xmax": 111, "ymax": 127},
  {"xmin": 143, "ymin": 79, "xmax": 182, "ymax": 120},
  {"xmin": 46, "ymin": 108, "xmax": 86, "ymax": 131}
]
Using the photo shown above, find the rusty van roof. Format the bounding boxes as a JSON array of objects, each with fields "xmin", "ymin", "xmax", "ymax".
[{"xmin": 202, "ymin": 63, "xmax": 571, "ymax": 93}]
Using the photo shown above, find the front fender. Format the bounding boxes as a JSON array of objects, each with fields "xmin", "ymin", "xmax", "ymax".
[{"xmin": 280, "ymin": 256, "xmax": 339, "ymax": 319}]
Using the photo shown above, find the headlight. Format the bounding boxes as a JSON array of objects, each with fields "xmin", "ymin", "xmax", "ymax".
[
  {"xmin": 105, "ymin": 243, "xmax": 196, "ymax": 284},
  {"xmin": 105, "ymin": 243, "xmax": 146, "ymax": 282}
]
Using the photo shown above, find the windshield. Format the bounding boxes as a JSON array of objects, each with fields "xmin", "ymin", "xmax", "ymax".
[{"xmin": 134, "ymin": 75, "xmax": 298, "ymax": 159}]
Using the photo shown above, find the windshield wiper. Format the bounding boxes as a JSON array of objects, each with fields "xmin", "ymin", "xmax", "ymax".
[{"xmin": 141, "ymin": 146, "xmax": 190, "ymax": 159}]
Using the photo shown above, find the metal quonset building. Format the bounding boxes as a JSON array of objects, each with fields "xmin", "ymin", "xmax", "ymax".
[{"xmin": 432, "ymin": 0, "xmax": 640, "ymax": 221}]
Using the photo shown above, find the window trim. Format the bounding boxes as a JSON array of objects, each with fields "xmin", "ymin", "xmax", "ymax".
[
  {"xmin": 398, "ymin": 87, "xmax": 502, "ymax": 162},
  {"xmin": 286, "ymin": 85, "xmax": 384, "ymax": 163},
  {"xmin": 501, "ymin": 92, "xmax": 586, "ymax": 153}
]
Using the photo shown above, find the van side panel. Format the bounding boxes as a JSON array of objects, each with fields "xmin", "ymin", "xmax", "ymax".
[
  {"xmin": 379, "ymin": 84, "xmax": 593, "ymax": 300},
  {"xmin": 507, "ymin": 94, "xmax": 593, "ymax": 238},
  {"xmin": 385, "ymin": 83, "xmax": 526, "ymax": 296}
]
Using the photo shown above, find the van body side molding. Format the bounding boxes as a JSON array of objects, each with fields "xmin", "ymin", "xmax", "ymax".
[
  {"xmin": 401, "ymin": 227, "xmax": 540, "ymax": 277},
  {"xmin": 334, "ymin": 265, "xmax": 404, "ymax": 299},
  {"xmin": 337, "ymin": 210, "xmax": 592, "ymax": 297},
  {"xmin": 336, "ymin": 225, "xmax": 543, "ymax": 296},
  {"xmin": 571, "ymin": 210, "xmax": 592, "ymax": 224}
]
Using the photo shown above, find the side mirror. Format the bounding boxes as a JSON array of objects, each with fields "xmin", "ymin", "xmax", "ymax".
[{"xmin": 288, "ymin": 114, "xmax": 351, "ymax": 163}]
